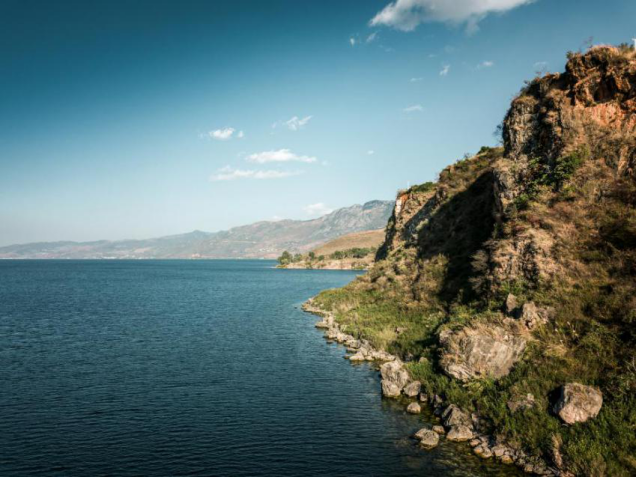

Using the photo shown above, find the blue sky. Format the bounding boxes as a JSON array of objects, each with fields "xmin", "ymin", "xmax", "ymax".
[{"xmin": 1, "ymin": 0, "xmax": 636, "ymax": 245}]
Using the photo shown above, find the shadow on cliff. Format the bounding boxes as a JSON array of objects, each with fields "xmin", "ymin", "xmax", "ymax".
[{"xmin": 408, "ymin": 170, "xmax": 497, "ymax": 305}]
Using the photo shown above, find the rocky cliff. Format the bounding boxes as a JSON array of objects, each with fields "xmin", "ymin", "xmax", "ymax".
[{"xmin": 313, "ymin": 46, "xmax": 636, "ymax": 476}]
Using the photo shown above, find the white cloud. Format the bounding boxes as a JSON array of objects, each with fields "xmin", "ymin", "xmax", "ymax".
[
  {"xmin": 208, "ymin": 127, "xmax": 244, "ymax": 140},
  {"xmin": 370, "ymin": 0, "xmax": 535, "ymax": 33},
  {"xmin": 403, "ymin": 104, "xmax": 423, "ymax": 113},
  {"xmin": 367, "ymin": 150, "xmax": 375, "ymax": 155},
  {"xmin": 303, "ymin": 203, "xmax": 334, "ymax": 217},
  {"xmin": 440, "ymin": 64, "xmax": 451, "ymax": 76},
  {"xmin": 210, "ymin": 166, "xmax": 301, "ymax": 181},
  {"xmin": 285, "ymin": 115, "xmax": 312, "ymax": 131},
  {"xmin": 247, "ymin": 148, "xmax": 317, "ymax": 164},
  {"xmin": 209, "ymin": 128, "xmax": 235, "ymax": 140},
  {"xmin": 477, "ymin": 60, "xmax": 494, "ymax": 69},
  {"xmin": 349, "ymin": 37, "xmax": 357, "ymax": 46},
  {"xmin": 410, "ymin": 77, "xmax": 423, "ymax": 82}
]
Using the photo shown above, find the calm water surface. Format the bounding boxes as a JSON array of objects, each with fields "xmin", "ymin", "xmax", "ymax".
[{"xmin": 0, "ymin": 260, "xmax": 519, "ymax": 476}]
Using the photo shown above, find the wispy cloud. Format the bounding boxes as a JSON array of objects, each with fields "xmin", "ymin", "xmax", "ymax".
[
  {"xmin": 272, "ymin": 115, "xmax": 313, "ymax": 131},
  {"xmin": 349, "ymin": 37, "xmax": 357, "ymax": 46},
  {"xmin": 366, "ymin": 32, "xmax": 378, "ymax": 43},
  {"xmin": 285, "ymin": 115, "xmax": 312, "ymax": 131},
  {"xmin": 208, "ymin": 127, "xmax": 244, "ymax": 140},
  {"xmin": 210, "ymin": 166, "xmax": 301, "ymax": 181},
  {"xmin": 410, "ymin": 77, "xmax": 423, "ymax": 82},
  {"xmin": 304, "ymin": 203, "xmax": 334, "ymax": 217},
  {"xmin": 247, "ymin": 148, "xmax": 317, "ymax": 164},
  {"xmin": 439, "ymin": 64, "xmax": 451, "ymax": 76},
  {"xmin": 370, "ymin": 0, "xmax": 535, "ymax": 33},
  {"xmin": 403, "ymin": 104, "xmax": 423, "ymax": 113},
  {"xmin": 367, "ymin": 150, "xmax": 375, "ymax": 155},
  {"xmin": 477, "ymin": 60, "xmax": 494, "ymax": 69}
]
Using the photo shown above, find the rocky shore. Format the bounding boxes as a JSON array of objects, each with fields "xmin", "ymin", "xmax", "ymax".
[{"xmin": 302, "ymin": 298, "xmax": 581, "ymax": 477}]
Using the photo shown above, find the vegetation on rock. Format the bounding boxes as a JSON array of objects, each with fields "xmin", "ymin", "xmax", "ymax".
[{"xmin": 312, "ymin": 46, "xmax": 636, "ymax": 476}]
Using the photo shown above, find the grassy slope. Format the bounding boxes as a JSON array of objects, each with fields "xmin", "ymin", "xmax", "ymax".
[
  {"xmin": 313, "ymin": 134, "xmax": 636, "ymax": 474},
  {"xmin": 312, "ymin": 229, "xmax": 385, "ymax": 256}
]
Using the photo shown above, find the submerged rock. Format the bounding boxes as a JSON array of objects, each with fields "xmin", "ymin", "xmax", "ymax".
[
  {"xmin": 553, "ymin": 383, "xmax": 603, "ymax": 424},
  {"xmin": 416, "ymin": 429, "xmax": 440, "ymax": 449}
]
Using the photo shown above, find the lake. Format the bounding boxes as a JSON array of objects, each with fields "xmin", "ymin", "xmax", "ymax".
[{"xmin": 0, "ymin": 260, "xmax": 518, "ymax": 476}]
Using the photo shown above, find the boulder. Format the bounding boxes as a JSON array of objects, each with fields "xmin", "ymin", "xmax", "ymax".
[
  {"xmin": 518, "ymin": 302, "xmax": 551, "ymax": 329},
  {"xmin": 406, "ymin": 402, "xmax": 421, "ymax": 414},
  {"xmin": 432, "ymin": 425, "xmax": 445, "ymax": 435},
  {"xmin": 553, "ymin": 383, "xmax": 603, "ymax": 424},
  {"xmin": 499, "ymin": 455, "xmax": 514, "ymax": 465},
  {"xmin": 439, "ymin": 325, "xmax": 526, "ymax": 381},
  {"xmin": 380, "ymin": 360, "xmax": 409, "ymax": 397},
  {"xmin": 474, "ymin": 445, "xmax": 493, "ymax": 459},
  {"xmin": 381, "ymin": 381, "xmax": 402, "ymax": 398},
  {"xmin": 446, "ymin": 425, "xmax": 474, "ymax": 442},
  {"xmin": 370, "ymin": 350, "xmax": 395, "ymax": 361},
  {"xmin": 403, "ymin": 381, "xmax": 422, "ymax": 397},
  {"xmin": 348, "ymin": 352, "xmax": 366, "ymax": 362},
  {"xmin": 417, "ymin": 430, "xmax": 440, "ymax": 449},
  {"xmin": 441, "ymin": 404, "xmax": 472, "ymax": 428}
]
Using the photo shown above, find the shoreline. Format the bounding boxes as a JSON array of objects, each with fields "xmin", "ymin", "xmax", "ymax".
[{"xmin": 302, "ymin": 297, "xmax": 560, "ymax": 477}]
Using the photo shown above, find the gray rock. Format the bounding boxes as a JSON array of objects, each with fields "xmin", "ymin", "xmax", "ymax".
[
  {"xmin": 517, "ymin": 302, "xmax": 556, "ymax": 330},
  {"xmin": 348, "ymin": 352, "xmax": 366, "ymax": 362},
  {"xmin": 474, "ymin": 445, "xmax": 493, "ymax": 459},
  {"xmin": 406, "ymin": 402, "xmax": 422, "ymax": 414},
  {"xmin": 416, "ymin": 429, "xmax": 439, "ymax": 449},
  {"xmin": 492, "ymin": 445, "xmax": 507, "ymax": 457},
  {"xmin": 439, "ymin": 325, "xmax": 526, "ymax": 381},
  {"xmin": 403, "ymin": 381, "xmax": 422, "ymax": 397},
  {"xmin": 499, "ymin": 454, "xmax": 514, "ymax": 465},
  {"xmin": 446, "ymin": 425, "xmax": 474, "ymax": 442},
  {"xmin": 380, "ymin": 360, "xmax": 410, "ymax": 397},
  {"xmin": 505, "ymin": 293, "xmax": 518, "ymax": 315},
  {"xmin": 381, "ymin": 381, "xmax": 402, "ymax": 398},
  {"xmin": 370, "ymin": 350, "xmax": 395, "ymax": 361},
  {"xmin": 507, "ymin": 393, "xmax": 535, "ymax": 413},
  {"xmin": 441, "ymin": 404, "xmax": 472, "ymax": 428},
  {"xmin": 553, "ymin": 383, "xmax": 603, "ymax": 424}
]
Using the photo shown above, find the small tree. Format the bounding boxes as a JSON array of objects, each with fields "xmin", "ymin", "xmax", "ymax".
[
  {"xmin": 308, "ymin": 251, "xmax": 316, "ymax": 260},
  {"xmin": 278, "ymin": 250, "xmax": 292, "ymax": 265},
  {"xmin": 293, "ymin": 253, "xmax": 303, "ymax": 263}
]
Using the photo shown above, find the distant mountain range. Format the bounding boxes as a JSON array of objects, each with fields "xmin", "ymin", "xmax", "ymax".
[{"xmin": 0, "ymin": 200, "xmax": 394, "ymax": 259}]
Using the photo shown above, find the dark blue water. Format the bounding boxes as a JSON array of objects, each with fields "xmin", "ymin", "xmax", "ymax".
[{"xmin": 0, "ymin": 260, "xmax": 517, "ymax": 476}]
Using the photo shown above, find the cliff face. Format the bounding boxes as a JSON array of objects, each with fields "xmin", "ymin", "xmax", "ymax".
[{"xmin": 314, "ymin": 46, "xmax": 636, "ymax": 476}]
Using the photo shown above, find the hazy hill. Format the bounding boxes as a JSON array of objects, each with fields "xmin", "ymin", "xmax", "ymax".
[{"xmin": 0, "ymin": 201, "xmax": 393, "ymax": 259}]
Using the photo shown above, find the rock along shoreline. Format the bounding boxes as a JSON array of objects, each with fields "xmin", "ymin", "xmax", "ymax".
[{"xmin": 302, "ymin": 297, "xmax": 568, "ymax": 477}]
